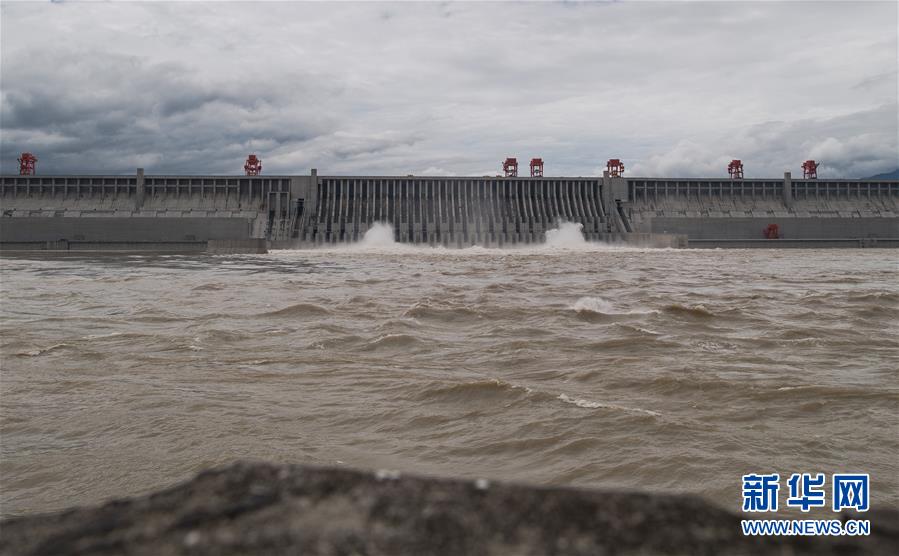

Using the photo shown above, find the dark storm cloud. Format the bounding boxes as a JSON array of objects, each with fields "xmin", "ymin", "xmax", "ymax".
[
  {"xmin": 1, "ymin": 1, "xmax": 896, "ymax": 177},
  {"xmin": 0, "ymin": 45, "xmax": 337, "ymax": 174}
]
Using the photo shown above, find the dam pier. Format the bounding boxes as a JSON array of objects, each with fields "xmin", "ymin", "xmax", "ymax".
[{"xmin": 1, "ymin": 168, "xmax": 897, "ymax": 250}]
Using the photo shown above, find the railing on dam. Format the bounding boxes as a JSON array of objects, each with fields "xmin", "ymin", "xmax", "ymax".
[
  {"xmin": 626, "ymin": 178, "xmax": 899, "ymax": 201},
  {"xmin": 790, "ymin": 180, "xmax": 899, "ymax": 199},
  {"xmin": 0, "ymin": 174, "xmax": 299, "ymax": 241},
  {"xmin": 303, "ymin": 177, "xmax": 607, "ymax": 245},
  {"xmin": 0, "ymin": 175, "xmax": 292, "ymax": 205}
]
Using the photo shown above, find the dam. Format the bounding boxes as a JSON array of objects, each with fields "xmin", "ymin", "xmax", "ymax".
[{"xmin": 1, "ymin": 169, "xmax": 897, "ymax": 250}]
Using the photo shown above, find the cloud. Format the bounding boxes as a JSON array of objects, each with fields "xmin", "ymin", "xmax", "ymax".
[
  {"xmin": 0, "ymin": 45, "xmax": 338, "ymax": 174},
  {"xmin": 1, "ymin": 1, "xmax": 896, "ymax": 177},
  {"xmin": 631, "ymin": 104, "xmax": 899, "ymax": 178}
]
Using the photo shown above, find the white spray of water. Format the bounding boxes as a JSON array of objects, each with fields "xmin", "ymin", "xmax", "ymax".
[
  {"xmin": 543, "ymin": 221, "xmax": 588, "ymax": 249},
  {"xmin": 571, "ymin": 297, "xmax": 617, "ymax": 314},
  {"xmin": 558, "ymin": 394, "xmax": 661, "ymax": 417},
  {"xmin": 571, "ymin": 296, "xmax": 657, "ymax": 316},
  {"xmin": 357, "ymin": 222, "xmax": 398, "ymax": 249},
  {"xmin": 279, "ymin": 220, "xmax": 650, "ymax": 255}
]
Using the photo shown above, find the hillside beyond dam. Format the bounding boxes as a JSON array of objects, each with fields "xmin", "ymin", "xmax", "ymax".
[{"xmin": 1, "ymin": 170, "xmax": 897, "ymax": 250}]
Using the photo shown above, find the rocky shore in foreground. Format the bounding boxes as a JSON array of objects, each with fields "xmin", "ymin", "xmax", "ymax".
[{"xmin": 1, "ymin": 462, "xmax": 895, "ymax": 555}]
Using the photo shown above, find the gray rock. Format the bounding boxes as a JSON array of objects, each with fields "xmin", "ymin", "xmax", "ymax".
[{"xmin": 1, "ymin": 462, "xmax": 895, "ymax": 555}]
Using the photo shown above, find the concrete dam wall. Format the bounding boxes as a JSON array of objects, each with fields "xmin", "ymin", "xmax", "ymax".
[
  {"xmin": 1, "ymin": 170, "xmax": 897, "ymax": 249},
  {"xmin": 622, "ymin": 176, "xmax": 899, "ymax": 247},
  {"xmin": 0, "ymin": 172, "xmax": 310, "ymax": 251},
  {"xmin": 304, "ymin": 176, "xmax": 606, "ymax": 246}
]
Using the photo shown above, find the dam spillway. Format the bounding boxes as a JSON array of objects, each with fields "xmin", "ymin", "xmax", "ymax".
[
  {"xmin": 1, "ymin": 170, "xmax": 897, "ymax": 250},
  {"xmin": 309, "ymin": 176, "xmax": 606, "ymax": 246}
]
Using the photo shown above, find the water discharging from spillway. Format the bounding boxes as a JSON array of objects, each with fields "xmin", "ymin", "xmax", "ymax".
[
  {"xmin": 357, "ymin": 222, "xmax": 398, "ymax": 249},
  {"xmin": 349, "ymin": 221, "xmax": 591, "ymax": 251},
  {"xmin": 544, "ymin": 221, "xmax": 588, "ymax": 249}
]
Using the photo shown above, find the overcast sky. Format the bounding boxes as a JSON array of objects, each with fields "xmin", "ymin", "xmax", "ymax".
[{"xmin": 1, "ymin": 1, "xmax": 896, "ymax": 178}]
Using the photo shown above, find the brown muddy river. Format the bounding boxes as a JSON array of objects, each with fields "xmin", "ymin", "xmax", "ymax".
[{"xmin": 2, "ymin": 231, "xmax": 897, "ymax": 517}]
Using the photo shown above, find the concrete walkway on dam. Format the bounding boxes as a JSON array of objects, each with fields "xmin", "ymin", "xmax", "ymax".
[{"xmin": 1, "ymin": 170, "xmax": 897, "ymax": 250}]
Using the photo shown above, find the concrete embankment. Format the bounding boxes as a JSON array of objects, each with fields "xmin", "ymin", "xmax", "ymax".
[
  {"xmin": 206, "ymin": 239, "xmax": 268, "ymax": 254},
  {"xmin": 1, "ymin": 462, "xmax": 895, "ymax": 555}
]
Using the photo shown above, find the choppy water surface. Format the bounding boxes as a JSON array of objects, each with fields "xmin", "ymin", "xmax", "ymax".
[{"xmin": 2, "ymin": 235, "xmax": 897, "ymax": 517}]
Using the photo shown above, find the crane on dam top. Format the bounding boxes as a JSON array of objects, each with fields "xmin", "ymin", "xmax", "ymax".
[
  {"xmin": 728, "ymin": 159, "xmax": 744, "ymax": 179},
  {"xmin": 530, "ymin": 158, "xmax": 544, "ymax": 178},
  {"xmin": 18, "ymin": 152, "xmax": 37, "ymax": 175},
  {"xmin": 606, "ymin": 159, "xmax": 624, "ymax": 177},
  {"xmin": 502, "ymin": 158, "xmax": 518, "ymax": 177},
  {"xmin": 244, "ymin": 154, "xmax": 262, "ymax": 176},
  {"xmin": 802, "ymin": 160, "xmax": 819, "ymax": 179}
]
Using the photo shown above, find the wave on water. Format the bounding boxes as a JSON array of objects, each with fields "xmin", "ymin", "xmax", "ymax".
[
  {"xmin": 259, "ymin": 303, "xmax": 332, "ymax": 318},
  {"xmin": 558, "ymin": 393, "xmax": 661, "ymax": 417},
  {"xmin": 128, "ymin": 308, "xmax": 186, "ymax": 323},
  {"xmin": 82, "ymin": 332, "xmax": 126, "ymax": 340},
  {"xmin": 613, "ymin": 323, "xmax": 663, "ymax": 336},
  {"xmin": 847, "ymin": 291, "xmax": 899, "ymax": 303},
  {"xmin": 767, "ymin": 384, "xmax": 895, "ymax": 401},
  {"xmin": 403, "ymin": 299, "xmax": 483, "ymax": 323},
  {"xmin": 571, "ymin": 297, "xmax": 655, "ymax": 316},
  {"xmin": 415, "ymin": 376, "xmax": 664, "ymax": 419},
  {"xmin": 200, "ymin": 329, "xmax": 254, "ymax": 343},
  {"xmin": 572, "ymin": 297, "xmax": 615, "ymax": 314},
  {"xmin": 192, "ymin": 283, "xmax": 228, "ymax": 291},
  {"xmin": 15, "ymin": 343, "xmax": 70, "ymax": 357},
  {"xmin": 663, "ymin": 303, "xmax": 715, "ymax": 318},
  {"xmin": 416, "ymin": 378, "xmax": 533, "ymax": 402},
  {"xmin": 360, "ymin": 333, "xmax": 424, "ymax": 351}
]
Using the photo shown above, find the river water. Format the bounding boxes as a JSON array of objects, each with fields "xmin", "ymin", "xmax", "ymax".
[{"xmin": 1, "ymin": 224, "xmax": 897, "ymax": 517}]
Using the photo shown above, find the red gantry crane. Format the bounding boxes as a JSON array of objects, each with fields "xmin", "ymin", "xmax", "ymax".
[
  {"xmin": 244, "ymin": 154, "xmax": 262, "ymax": 176},
  {"xmin": 728, "ymin": 159, "xmax": 744, "ymax": 179},
  {"xmin": 503, "ymin": 157, "xmax": 518, "ymax": 177},
  {"xmin": 606, "ymin": 158, "xmax": 624, "ymax": 177},
  {"xmin": 18, "ymin": 152, "xmax": 37, "ymax": 175},
  {"xmin": 530, "ymin": 158, "xmax": 544, "ymax": 178},
  {"xmin": 802, "ymin": 160, "xmax": 819, "ymax": 179}
]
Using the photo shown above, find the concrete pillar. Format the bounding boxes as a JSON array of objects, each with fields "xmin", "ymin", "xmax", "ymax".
[
  {"xmin": 546, "ymin": 180, "xmax": 557, "ymax": 222},
  {"xmin": 601, "ymin": 171, "xmax": 613, "ymax": 231},
  {"xmin": 135, "ymin": 168, "xmax": 145, "ymax": 211},
  {"xmin": 309, "ymin": 168, "xmax": 318, "ymax": 220},
  {"xmin": 353, "ymin": 178, "xmax": 362, "ymax": 236},
  {"xmin": 399, "ymin": 180, "xmax": 408, "ymax": 242},
  {"xmin": 783, "ymin": 171, "xmax": 793, "ymax": 209}
]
